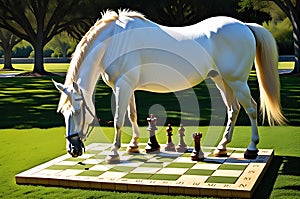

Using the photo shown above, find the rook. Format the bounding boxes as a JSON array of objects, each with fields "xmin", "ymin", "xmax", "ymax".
[{"xmin": 191, "ymin": 132, "xmax": 204, "ymax": 161}]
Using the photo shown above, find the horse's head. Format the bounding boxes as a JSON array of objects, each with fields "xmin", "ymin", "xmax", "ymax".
[{"xmin": 53, "ymin": 80, "xmax": 96, "ymax": 157}]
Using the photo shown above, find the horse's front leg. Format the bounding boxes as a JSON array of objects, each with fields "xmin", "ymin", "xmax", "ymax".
[
  {"xmin": 106, "ymin": 82, "xmax": 133, "ymax": 164},
  {"xmin": 126, "ymin": 93, "xmax": 140, "ymax": 154}
]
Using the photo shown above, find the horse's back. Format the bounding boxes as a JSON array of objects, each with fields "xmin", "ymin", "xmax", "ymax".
[{"xmin": 103, "ymin": 15, "xmax": 256, "ymax": 92}]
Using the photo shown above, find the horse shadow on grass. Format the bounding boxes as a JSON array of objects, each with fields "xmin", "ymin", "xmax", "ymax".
[{"xmin": 253, "ymin": 155, "xmax": 300, "ymax": 199}]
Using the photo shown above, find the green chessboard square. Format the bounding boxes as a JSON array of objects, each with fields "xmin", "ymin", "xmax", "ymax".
[
  {"xmin": 140, "ymin": 162, "xmax": 164, "ymax": 168},
  {"xmin": 109, "ymin": 166, "xmax": 136, "ymax": 172},
  {"xmin": 123, "ymin": 173, "xmax": 152, "ymax": 179},
  {"xmin": 149, "ymin": 174, "xmax": 181, "ymax": 181},
  {"xmin": 45, "ymin": 165, "xmax": 70, "ymax": 170},
  {"xmin": 119, "ymin": 146, "xmax": 127, "ymax": 151},
  {"xmin": 76, "ymin": 170, "xmax": 105, "ymax": 177},
  {"xmin": 185, "ymin": 169, "xmax": 214, "ymax": 176},
  {"xmin": 65, "ymin": 157, "xmax": 86, "ymax": 162},
  {"xmin": 90, "ymin": 154, "xmax": 107, "ymax": 159},
  {"xmin": 85, "ymin": 150, "xmax": 101, "ymax": 154},
  {"xmin": 155, "ymin": 157, "xmax": 178, "ymax": 162},
  {"xmin": 218, "ymin": 164, "xmax": 247, "ymax": 170},
  {"xmin": 166, "ymin": 162, "xmax": 195, "ymax": 168},
  {"xmin": 128, "ymin": 156, "xmax": 149, "ymax": 162},
  {"xmin": 71, "ymin": 164, "xmax": 95, "ymax": 170},
  {"xmin": 180, "ymin": 152, "xmax": 192, "ymax": 157},
  {"xmin": 205, "ymin": 176, "xmax": 238, "ymax": 184}
]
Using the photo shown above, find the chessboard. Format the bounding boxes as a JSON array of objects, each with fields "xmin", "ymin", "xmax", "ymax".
[{"xmin": 16, "ymin": 143, "xmax": 273, "ymax": 198}]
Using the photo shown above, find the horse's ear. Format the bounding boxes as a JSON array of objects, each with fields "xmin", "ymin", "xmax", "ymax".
[
  {"xmin": 52, "ymin": 79, "xmax": 64, "ymax": 92},
  {"xmin": 73, "ymin": 81, "xmax": 80, "ymax": 93}
]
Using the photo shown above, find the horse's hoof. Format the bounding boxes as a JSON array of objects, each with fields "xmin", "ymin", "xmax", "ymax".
[
  {"xmin": 105, "ymin": 155, "xmax": 120, "ymax": 164},
  {"xmin": 213, "ymin": 148, "xmax": 228, "ymax": 157},
  {"xmin": 244, "ymin": 149, "xmax": 259, "ymax": 159},
  {"xmin": 126, "ymin": 146, "xmax": 140, "ymax": 154}
]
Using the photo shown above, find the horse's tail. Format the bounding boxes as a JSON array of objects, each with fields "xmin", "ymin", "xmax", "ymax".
[{"xmin": 246, "ymin": 23, "xmax": 286, "ymax": 125}]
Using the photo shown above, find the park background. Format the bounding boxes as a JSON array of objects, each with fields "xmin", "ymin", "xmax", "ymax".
[{"xmin": 0, "ymin": 0, "xmax": 299, "ymax": 198}]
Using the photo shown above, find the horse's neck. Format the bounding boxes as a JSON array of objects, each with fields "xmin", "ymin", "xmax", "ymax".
[{"xmin": 74, "ymin": 53, "xmax": 102, "ymax": 107}]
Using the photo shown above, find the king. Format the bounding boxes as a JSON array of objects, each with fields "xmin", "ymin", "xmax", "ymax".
[{"xmin": 145, "ymin": 114, "xmax": 160, "ymax": 153}]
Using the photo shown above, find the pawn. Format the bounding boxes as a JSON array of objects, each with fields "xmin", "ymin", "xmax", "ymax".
[
  {"xmin": 176, "ymin": 124, "xmax": 187, "ymax": 152},
  {"xmin": 191, "ymin": 132, "xmax": 204, "ymax": 161},
  {"xmin": 164, "ymin": 124, "xmax": 176, "ymax": 151}
]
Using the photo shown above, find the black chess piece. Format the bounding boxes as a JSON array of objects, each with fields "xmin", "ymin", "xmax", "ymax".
[
  {"xmin": 191, "ymin": 132, "xmax": 204, "ymax": 161},
  {"xmin": 145, "ymin": 114, "xmax": 160, "ymax": 153},
  {"xmin": 165, "ymin": 124, "xmax": 176, "ymax": 151}
]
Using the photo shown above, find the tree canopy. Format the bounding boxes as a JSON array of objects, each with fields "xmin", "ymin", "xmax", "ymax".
[
  {"xmin": 239, "ymin": 0, "xmax": 300, "ymax": 74},
  {"xmin": 0, "ymin": 0, "xmax": 297, "ymax": 74},
  {"xmin": 0, "ymin": 0, "xmax": 104, "ymax": 74}
]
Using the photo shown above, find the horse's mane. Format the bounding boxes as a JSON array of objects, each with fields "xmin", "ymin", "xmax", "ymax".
[{"xmin": 57, "ymin": 9, "xmax": 145, "ymax": 112}]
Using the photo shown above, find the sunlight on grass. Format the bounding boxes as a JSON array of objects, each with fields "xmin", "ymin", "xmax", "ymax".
[
  {"xmin": 0, "ymin": 63, "xmax": 70, "ymax": 74},
  {"xmin": 278, "ymin": 61, "xmax": 294, "ymax": 70},
  {"xmin": 0, "ymin": 61, "xmax": 294, "ymax": 75}
]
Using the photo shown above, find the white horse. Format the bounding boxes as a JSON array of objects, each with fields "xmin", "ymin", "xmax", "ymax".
[{"xmin": 53, "ymin": 10, "xmax": 286, "ymax": 163}]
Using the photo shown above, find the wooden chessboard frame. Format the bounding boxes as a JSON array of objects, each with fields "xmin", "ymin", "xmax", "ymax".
[{"xmin": 16, "ymin": 143, "xmax": 273, "ymax": 198}]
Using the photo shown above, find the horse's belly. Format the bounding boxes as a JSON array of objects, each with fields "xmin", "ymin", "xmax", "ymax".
[{"xmin": 137, "ymin": 64, "xmax": 203, "ymax": 93}]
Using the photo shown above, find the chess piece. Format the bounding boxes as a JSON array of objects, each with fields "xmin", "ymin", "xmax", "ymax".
[
  {"xmin": 145, "ymin": 114, "xmax": 160, "ymax": 153},
  {"xmin": 164, "ymin": 124, "xmax": 176, "ymax": 151},
  {"xmin": 191, "ymin": 132, "xmax": 204, "ymax": 161},
  {"xmin": 176, "ymin": 124, "xmax": 187, "ymax": 152}
]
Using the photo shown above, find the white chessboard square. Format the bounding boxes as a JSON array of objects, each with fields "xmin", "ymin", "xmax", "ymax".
[
  {"xmin": 157, "ymin": 168, "xmax": 189, "ymax": 175},
  {"xmin": 119, "ymin": 155, "xmax": 134, "ymax": 161},
  {"xmin": 86, "ymin": 144, "xmax": 110, "ymax": 151},
  {"xmin": 34, "ymin": 169, "xmax": 62, "ymax": 176},
  {"xmin": 98, "ymin": 171, "xmax": 128, "ymax": 179},
  {"xmin": 55, "ymin": 161, "xmax": 78, "ymax": 166},
  {"xmin": 98, "ymin": 150, "xmax": 126, "ymax": 156},
  {"xmin": 58, "ymin": 169, "xmax": 84, "ymax": 177},
  {"xmin": 79, "ymin": 154, "xmax": 96, "ymax": 159},
  {"xmin": 192, "ymin": 163, "xmax": 221, "ymax": 170},
  {"xmin": 131, "ymin": 167, "xmax": 161, "ymax": 174},
  {"xmin": 173, "ymin": 157, "xmax": 195, "ymax": 163},
  {"xmin": 212, "ymin": 169, "xmax": 244, "ymax": 177},
  {"xmin": 89, "ymin": 164, "xmax": 113, "ymax": 171},
  {"xmin": 117, "ymin": 162, "xmax": 144, "ymax": 167},
  {"xmin": 177, "ymin": 174, "xmax": 209, "ymax": 182},
  {"xmin": 229, "ymin": 152, "xmax": 247, "ymax": 159},
  {"xmin": 82, "ymin": 159, "xmax": 104, "ymax": 165}
]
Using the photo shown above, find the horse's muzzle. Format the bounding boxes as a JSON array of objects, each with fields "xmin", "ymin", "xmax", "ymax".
[{"xmin": 66, "ymin": 134, "xmax": 85, "ymax": 158}]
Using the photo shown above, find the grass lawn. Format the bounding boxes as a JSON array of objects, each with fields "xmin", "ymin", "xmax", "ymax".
[
  {"xmin": 0, "ymin": 63, "xmax": 70, "ymax": 74},
  {"xmin": 0, "ymin": 61, "xmax": 295, "ymax": 75},
  {"xmin": 0, "ymin": 62, "xmax": 299, "ymax": 198},
  {"xmin": 0, "ymin": 126, "xmax": 299, "ymax": 199}
]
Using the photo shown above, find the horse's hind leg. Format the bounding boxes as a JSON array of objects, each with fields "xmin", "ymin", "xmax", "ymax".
[
  {"xmin": 226, "ymin": 80, "xmax": 259, "ymax": 159},
  {"xmin": 126, "ymin": 93, "xmax": 140, "ymax": 154},
  {"xmin": 211, "ymin": 75, "xmax": 240, "ymax": 157}
]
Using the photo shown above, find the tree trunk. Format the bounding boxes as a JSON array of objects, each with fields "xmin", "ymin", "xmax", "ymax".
[
  {"xmin": 2, "ymin": 45, "xmax": 15, "ymax": 70},
  {"xmin": 33, "ymin": 42, "xmax": 47, "ymax": 74},
  {"xmin": 291, "ymin": 28, "xmax": 300, "ymax": 74}
]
